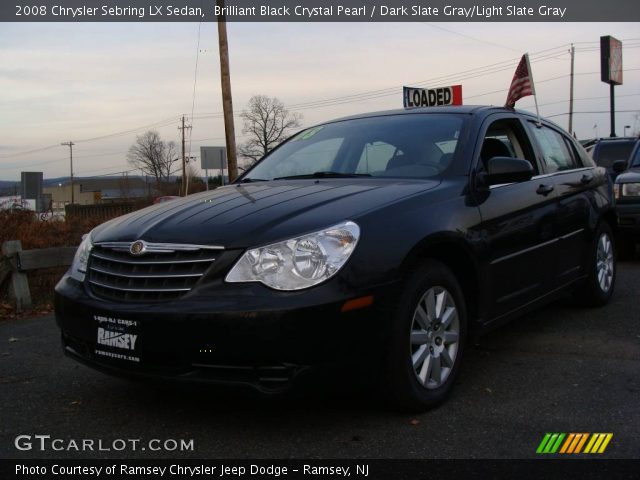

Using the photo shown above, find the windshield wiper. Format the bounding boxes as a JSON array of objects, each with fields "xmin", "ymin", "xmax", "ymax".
[
  {"xmin": 238, "ymin": 177, "xmax": 269, "ymax": 183},
  {"xmin": 274, "ymin": 171, "xmax": 371, "ymax": 180}
]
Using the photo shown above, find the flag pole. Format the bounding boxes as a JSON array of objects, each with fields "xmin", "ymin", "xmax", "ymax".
[{"xmin": 525, "ymin": 53, "xmax": 541, "ymax": 126}]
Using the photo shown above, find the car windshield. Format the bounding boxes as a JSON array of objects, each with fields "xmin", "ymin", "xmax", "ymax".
[
  {"xmin": 242, "ymin": 114, "xmax": 465, "ymax": 181},
  {"xmin": 631, "ymin": 146, "xmax": 640, "ymax": 167},
  {"xmin": 595, "ymin": 141, "xmax": 636, "ymax": 168}
]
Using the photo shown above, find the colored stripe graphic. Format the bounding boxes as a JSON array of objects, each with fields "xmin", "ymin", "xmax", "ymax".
[
  {"xmin": 536, "ymin": 433, "xmax": 552, "ymax": 453},
  {"xmin": 584, "ymin": 433, "xmax": 614, "ymax": 454},
  {"xmin": 538, "ymin": 433, "xmax": 613, "ymax": 454},
  {"xmin": 559, "ymin": 433, "xmax": 575, "ymax": 454},
  {"xmin": 536, "ymin": 433, "xmax": 565, "ymax": 454},
  {"xmin": 573, "ymin": 434, "xmax": 589, "ymax": 454}
]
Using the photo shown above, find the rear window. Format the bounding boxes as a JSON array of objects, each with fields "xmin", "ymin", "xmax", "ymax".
[{"xmin": 594, "ymin": 141, "xmax": 636, "ymax": 168}]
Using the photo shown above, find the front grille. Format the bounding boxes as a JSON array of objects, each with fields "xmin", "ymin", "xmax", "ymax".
[{"xmin": 87, "ymin": 242, "xmax": 222, "ymax": 302}]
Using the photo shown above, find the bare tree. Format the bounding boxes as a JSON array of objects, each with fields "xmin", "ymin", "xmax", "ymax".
[
  {"xmin": 127, "ymin": 130, "xmax": 178, "ymax": 186},
  {"xmin": 238, "ymin": 95, "xmax": 303, "ymax": 165}
]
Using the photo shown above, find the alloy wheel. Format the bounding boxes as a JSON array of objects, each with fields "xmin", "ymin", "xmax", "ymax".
[
  {"xmin": 596, "ymin": 232, "xmax": 614, "ymax": 293},
  {"xmin": 410, "ymin": 286, "xmax": 460, "ymax": 389}
]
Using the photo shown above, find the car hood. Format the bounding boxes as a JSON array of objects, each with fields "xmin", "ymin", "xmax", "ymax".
[
  {"xmin": 615, "ymin": 167, "xmax": 640, "ymax": 184},
  {"xmin": 92, "ymin": 179, "xmax": 439, "ymax": 248}
]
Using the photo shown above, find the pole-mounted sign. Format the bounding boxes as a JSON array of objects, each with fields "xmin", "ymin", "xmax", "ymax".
[
  {"xmin": 600, "ymin": 35, "xmax": 623, "ymax": 137},
  {"xmin": 200, "ymin": 146, "xmax": 227, "ymax": 188}
]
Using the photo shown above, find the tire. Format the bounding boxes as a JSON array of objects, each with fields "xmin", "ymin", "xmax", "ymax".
[
  {"xmin": 574, "ymin": 222, "xmax": 616, "ymax": 307},
  {"xmin": 616, "ymin": 233, "xmax": 636, "ymax": 261},
  {"xmin": 384, "ymin": 259, "xmax": 467, "ymax": 411}
]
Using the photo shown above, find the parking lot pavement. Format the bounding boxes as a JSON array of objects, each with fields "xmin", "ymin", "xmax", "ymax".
[{"xmin": 1, "ymin": 262, "xmax": 639, "ymax": 460}]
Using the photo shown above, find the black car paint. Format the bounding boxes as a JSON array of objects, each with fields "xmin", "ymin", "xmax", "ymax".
[
  {"xmin": 615, "ymin": 164, "xmax": 640, "ymax": 239},
  {"xmin": 55, "ymin": 106, "xmax": 614, "ymax": 390}
]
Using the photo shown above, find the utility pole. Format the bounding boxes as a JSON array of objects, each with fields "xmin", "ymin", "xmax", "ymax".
[
  {"xmin": 216, "ymin": 0, "xmax": 238, "ymax": 182},
  {"xmin": 178, "ymin": 115, "xmax": 192, "ymax": 196},
  {"xmin": 61, "ymin": 141, "xmax": 75, "ymax": 204},
  {"xmin": 568, "ymin": 44, "xmax": 575, "ymax": 136}
]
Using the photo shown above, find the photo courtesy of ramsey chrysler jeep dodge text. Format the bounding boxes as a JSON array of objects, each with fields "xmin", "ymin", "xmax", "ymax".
[{"xmin": 55, "ymin": 106, "xmax": 617, "ymax": 410}]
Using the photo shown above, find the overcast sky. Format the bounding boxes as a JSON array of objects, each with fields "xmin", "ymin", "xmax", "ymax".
[{"xmin": 1, "ymin": 21, "xmax": 639, "ymax": 180}]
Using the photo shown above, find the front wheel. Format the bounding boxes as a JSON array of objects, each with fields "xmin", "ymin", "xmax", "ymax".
[
  {"xmin": 384, "ymin": 260, "xmax": 467, "ymax": 411},
  {"xmin": 574, "ymin": 223, "xmax": 616, "ymax": 307}
]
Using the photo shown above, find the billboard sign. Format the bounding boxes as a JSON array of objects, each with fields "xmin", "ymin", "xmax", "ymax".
[
  {"xmin": 600, "ymin": 36, "xmax": 623, "ymax": 85},
  {"xmin": 404, "ymin": 85, "xmax": 462, "ymax": 108}
]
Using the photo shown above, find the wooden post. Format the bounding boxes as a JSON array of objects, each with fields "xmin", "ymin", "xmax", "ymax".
[
  {"xmin": 1, "ymin": 240, "xmax": 32, "ymax": 312},
  {"xmin": 216, "ymin": 0, "xmax": 238, "ymax": 182}
]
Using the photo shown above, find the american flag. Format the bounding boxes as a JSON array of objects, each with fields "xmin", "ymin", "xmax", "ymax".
[{"xmin": 505, "ymin": 54, "xmax": 534, "ymax": 108}]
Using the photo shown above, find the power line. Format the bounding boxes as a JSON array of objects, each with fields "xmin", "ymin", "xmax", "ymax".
[
  {"xmin": 1, "ymin": 116, "xmax": 180, "ymax": 159},
  {"xmin": 421, "ymin": 23, "xmax": 522, "ymax": 53},
  {"xmin": 0, "ymin": 144, "xmax": 60, "ymax": 160},
  {"xmin": 3, "ymin": 39, "xmax": 639, "ymax": 164},
  {"xmin": 74, "ymin": 116, "xmax": 180, "ymax": 144},
  {"xmin": 520, "ymin": 92, "xmax": 640, "ymax": 110},
  {"xmin": 464, "ymin": 67, "xmax": 640, "ymax": 101},
  {"xmin": 546, "ymin": 110, "xmax": 640, "ymax": 118}
]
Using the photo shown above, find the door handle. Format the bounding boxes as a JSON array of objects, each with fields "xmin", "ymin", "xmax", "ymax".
[
  {"xmin": 581, "ymin": 173, "xmax": 594, "ymax": 184},
  {"xmin": 536, "ymin": 184, "xmax": 554, "ymax": 196}
]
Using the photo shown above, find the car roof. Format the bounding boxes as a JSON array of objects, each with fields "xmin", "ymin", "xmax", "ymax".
[
  {"xmin": 594, "ymin": 137, "xmax": 640, "ymax": 144},
  {"xmin": 320, "ymin": 105, "xmax": 561, "ymax": 129}
]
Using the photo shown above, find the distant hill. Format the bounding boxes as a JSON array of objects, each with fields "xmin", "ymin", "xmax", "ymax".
[
  {"xmin": 0, "ymin": 181, "xmax": 19, "ymax": 196},
  {"xmin": 0, "ymin": 175, "xmax": 182, "ymax": 195}
]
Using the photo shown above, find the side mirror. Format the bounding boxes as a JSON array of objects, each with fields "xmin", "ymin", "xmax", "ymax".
[
  {"xmin": 612, "ymin": 159, "xmax": 627, "ymax": 174},
  {"xmin": 484, "ymin": 157, "xmax": 534, "ymax": 185}
]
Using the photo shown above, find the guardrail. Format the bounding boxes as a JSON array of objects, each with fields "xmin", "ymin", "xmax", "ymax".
[{"xmin": 1, "ymin": 240, "xmax": 77, "ymax": 312}]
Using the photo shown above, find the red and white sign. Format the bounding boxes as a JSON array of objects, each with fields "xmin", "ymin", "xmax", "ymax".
[{"xmin": 403, "ymin": 85, "xmax": 462, "ymax": 108}]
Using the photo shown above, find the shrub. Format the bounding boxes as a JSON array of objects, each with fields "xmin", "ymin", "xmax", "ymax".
[{"xmin": 0, "ymin": 211, "xmax": 108, "ymax": 316}]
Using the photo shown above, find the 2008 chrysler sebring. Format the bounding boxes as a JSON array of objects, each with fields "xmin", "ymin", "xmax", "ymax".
[{"xmin": 56, "ymin": 106, "xmax": 616, "ymax": 410}]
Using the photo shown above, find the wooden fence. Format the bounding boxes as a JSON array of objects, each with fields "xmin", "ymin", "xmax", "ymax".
[{"xmin": 1, "ymin": 240, "xmax": 77, "ymax": 312}]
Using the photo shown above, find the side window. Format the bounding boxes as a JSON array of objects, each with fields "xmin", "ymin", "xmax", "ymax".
[
  {"xmin": 479, "ymin": 118, "xmax": 539, "ymax": 175},
  {"xmin": 530, "ymin": 124, "xmax": 577, "ymax": 173},
  {"xmin": 563, "ymin": 137, "xmax": 587, "ymax": 168}
]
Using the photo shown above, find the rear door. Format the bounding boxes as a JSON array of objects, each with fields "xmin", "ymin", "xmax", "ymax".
[
  {"xmin": 527, "ymin": 122, "xmax": 600, "ymax": 287},
  {"xmin": 471, "ymin": 114, "xmax": 559, "ymax": 319}
]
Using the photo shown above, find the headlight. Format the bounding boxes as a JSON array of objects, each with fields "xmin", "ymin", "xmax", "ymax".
[
  {"xmin": 621, "ymin": 183, "xmax": 640, "ymax": 197},
  {"xmin": 70, "ymin": 233, "xmax": 93, "ymax": 282},
  {"xmin": 226, "ymin": 221, "xmax": 360, "ymax": 291}
]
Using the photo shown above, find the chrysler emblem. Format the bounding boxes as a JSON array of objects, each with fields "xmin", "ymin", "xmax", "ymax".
[{"xmin": 130, "ymin": 240, "xmax": 146, "ymax": 256}]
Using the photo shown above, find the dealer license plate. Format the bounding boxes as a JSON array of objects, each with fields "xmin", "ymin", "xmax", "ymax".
[{"xmin": 93, "ymin": 314, "xmax": 141, "ymax": 363}]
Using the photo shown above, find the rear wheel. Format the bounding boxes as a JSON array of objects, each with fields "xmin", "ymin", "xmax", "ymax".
[
  {"xmin": 384, "ymin": 260, "xmax": 467, "ymax": 411},
  {"xmin": 574, "ymin": 223, "xmax": 616, "ymax": 307}
]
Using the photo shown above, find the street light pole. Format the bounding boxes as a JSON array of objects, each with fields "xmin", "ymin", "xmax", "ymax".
[{"xmin": 61, "ymin": 141, "xmax": 75, "ymax": 204}]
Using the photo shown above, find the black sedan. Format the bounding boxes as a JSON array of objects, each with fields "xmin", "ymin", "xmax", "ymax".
[{"xmin": 55, "ymin": 106, "xmax": 616, "ymax": 410}]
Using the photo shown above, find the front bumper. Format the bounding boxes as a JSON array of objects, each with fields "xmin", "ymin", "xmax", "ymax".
[
  {"xmin": 55, "ymin": 274, "xmax": 393, "ymax": 392},
  {"xmin": 616, "ymin": 202, "xmax": 640, "ymax": 238}
]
